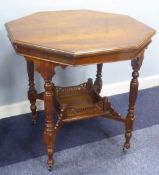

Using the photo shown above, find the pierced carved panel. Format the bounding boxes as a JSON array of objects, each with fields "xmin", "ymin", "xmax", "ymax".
[{"xmin": 53, "ymin": 79, "xmax": 123, "ymax": 123}]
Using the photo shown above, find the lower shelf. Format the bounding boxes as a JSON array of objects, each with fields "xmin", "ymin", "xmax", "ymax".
[{"xmin": 54, "ymin": 79, "xmax": 109, "ymax": 123}]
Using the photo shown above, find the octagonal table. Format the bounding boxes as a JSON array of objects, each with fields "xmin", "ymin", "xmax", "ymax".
[{"xmin": 5, "ymin": 10, "xmax": 156, "ymax": 170}]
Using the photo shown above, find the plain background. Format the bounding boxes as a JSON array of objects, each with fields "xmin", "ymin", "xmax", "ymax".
[{"xmin": 0, "ymin": 0, "xmax": 158, "ymax": 106}]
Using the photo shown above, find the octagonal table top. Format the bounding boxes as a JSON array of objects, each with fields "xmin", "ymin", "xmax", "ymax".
[{"xmin": 6, "ymin": 10, "xmax": 156, "ymax": 65}]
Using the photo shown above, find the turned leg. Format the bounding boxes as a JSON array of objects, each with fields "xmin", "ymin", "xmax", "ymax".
[
  {"xmin": 35, "ymin": 62, "xmax": 56, "ymax": 170},
  {"xmin": 27, "ymin": 60, "xmax": 37, "ymax": 124},
  {"xmin": 123, "ymin": 54, "xmax": 144, "ymax": 150},
  {"xmin": 94, "ymin": 63, "xmax": 103, "ymax": 93},
  {"xmin": 43, "ymin": 79, "xmax": 56, "ymax": 170}
]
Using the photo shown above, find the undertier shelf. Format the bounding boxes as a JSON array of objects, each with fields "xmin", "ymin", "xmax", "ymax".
[{"xmin": 54, "ymin": 79, "xmax": 111, "ymax": 122}]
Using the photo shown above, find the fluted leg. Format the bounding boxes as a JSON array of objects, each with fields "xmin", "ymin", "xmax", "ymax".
[
  {"xmin": 123, "ymin": 55, "xmax": 144, "ymax": 150},
  {"xmin": 94, "ymin": 63, "xmax": 103, "ymax": 93},
  {"xmin": 27, "ymin": 60, "xmax": 37, "ymax": 124}
]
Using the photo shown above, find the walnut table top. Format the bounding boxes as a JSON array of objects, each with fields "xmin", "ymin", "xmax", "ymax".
[{"xmin": 6, "ymin": 10, "xmax": 155, "ymax": 65}]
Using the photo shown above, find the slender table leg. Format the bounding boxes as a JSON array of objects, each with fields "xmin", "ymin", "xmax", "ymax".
[
  {"xmin": 27, "ymin": 60, "xmax": 37, "ymax": 124},
  {"xmin": 35, "ymin": 62, "xmax": 56, "ymax": 170},
  {"xmin": 44, "ymin": 79, "xmax": 55, "ymax": 170},
  {"xmin": 123, "ymin": 55, "xmax": 144, "ymax": 150},
  {"xmin": 94, "ymin": 63, "xmax": 103, "ymax": 93}
]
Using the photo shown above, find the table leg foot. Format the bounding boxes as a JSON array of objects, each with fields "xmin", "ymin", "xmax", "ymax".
[
  {"xmin": 123, "ymin": 144, "xmax": 130, "ymax": 152},
  {"xmin": 43, "ymin": 129, "xmax": 55, "ymax": 170},
  {"xmin": 123, "ymin": 116, "xmax": 133, "ymax": 150},
  {"xmin": 123, "ymin": 134, "xmax": 131, "ymax": 151},
  {"xmin": 123, "ymin": 143, "xmax": 130, "ymax": 150},
  {"xmin": 48, "ymin": 165, "xmax": 53, "ymax": 171}
]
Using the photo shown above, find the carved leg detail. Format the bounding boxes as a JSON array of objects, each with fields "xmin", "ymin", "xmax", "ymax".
[
  {"xmin": 94, "ymin": 63, "xmax": 103, "ymax": 93},
  {"xmin": 123, "ymin": 55, "xmax": 144, "ymax": 150},
  {"xmin": 124, "ymin": 116, "xmax": 134, "ymax": 150},
  {"xmin": 35, "ymin": 62, "xmax": 56, "ymax": 170},
  {"xmin": 55, "ymin": 107, "xmax": 65, "ymax": 130},
  {"xmin": 27, "ymin": 60, "xmax": 37, "ymax": 124},
  {"xmin": 43, "ymin": 80, "xmax": 56, "ymax": 170}
]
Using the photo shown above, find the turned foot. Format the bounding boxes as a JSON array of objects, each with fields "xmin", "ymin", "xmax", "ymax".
[
  {"xmin": 47, "ymin": 159, "xmax": 54, "ymax": 171},
  {"xmin": 123, "ymin": 127, "xmax": 132, "ymax": 151},
  {"xmin": 123, "ymin": 143, "xmax": 130, "ymax": 152},
  {"xmin": 48, "ymin": 166, "xmax": 53, "ymax": 171},
  {"xmin": 123, "ymin": 134, "xmax": 131, "ymax": 152}
]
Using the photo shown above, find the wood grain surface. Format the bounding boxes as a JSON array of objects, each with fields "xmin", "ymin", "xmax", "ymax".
[{"xmin": 6, "ymin": 10, "xmax": 156, "ymax": 65}]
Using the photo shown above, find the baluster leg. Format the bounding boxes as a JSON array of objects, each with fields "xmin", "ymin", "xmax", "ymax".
[
  {"xmin": 27, "ymin": 60, "xmax": 37, "ymax": 124},
  {"xmin": 44, "ymin": 78, "xmax": 55, "ymax": 170},
  {"xmin": 94, "ymin": 63, "xmax": 103, "ymax": 93},
  {"xmin": 35, "ymin": 62, "xmax": 56, "ymax": 170},
  {"xmin": 123, "ymin": 54, "xmax": 144, "ymax": 150}
]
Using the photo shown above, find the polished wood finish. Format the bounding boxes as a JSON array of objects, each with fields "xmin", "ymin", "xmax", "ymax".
[
  {"xmin": 55, "ymin": 79, "xmax": 108, "ymax": 122},
  {"xmin": 6, "ymin": 10, "xmax": 155, "ymax": 66},
  {"xmin": 94, "ymin": 64, "xmax": 103, "ymax": 93},
  {"xmin": 35, "ymin": 61, "xmax": 56, "ymax": 170},
  {"xmin": 5, "ymin": 10, "xmax": 156, "ymax": 170},
  {"xmin": 124, "ymin": 52, "xmax": 144, "ymax": 150},
  {"xmin": 27, "ymin": 60, "xmax": 37, "ymax": 124}
]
